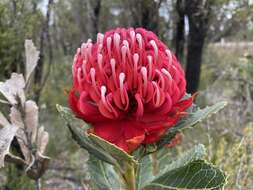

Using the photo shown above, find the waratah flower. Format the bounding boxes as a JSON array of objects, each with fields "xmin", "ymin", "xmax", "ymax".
[{"xmin": 69, "ymin": 27, "xmax": 194, "ymax": 153}]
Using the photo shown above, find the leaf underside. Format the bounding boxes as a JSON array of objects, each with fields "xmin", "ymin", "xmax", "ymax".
[{"xmin": 0, "ymin": 125, "xmax": 18, "ymax": 168}]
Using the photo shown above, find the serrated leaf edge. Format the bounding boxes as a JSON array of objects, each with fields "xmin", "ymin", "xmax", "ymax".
[
  {"xmin": 88, "ymin": 133, "xmax": 137, "ymax": 164},
  {"xmin": 142, "ymin": 159, "xmax": 228, "ymax": 190},
  {"xmin": 171, "ymin": 101, "xmax": 227, "ymax": 133}
]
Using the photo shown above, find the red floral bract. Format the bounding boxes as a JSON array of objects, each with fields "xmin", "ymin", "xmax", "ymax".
[{"xmin": 69, "ymin": 28, "xmax": 193, "ymax": 153}]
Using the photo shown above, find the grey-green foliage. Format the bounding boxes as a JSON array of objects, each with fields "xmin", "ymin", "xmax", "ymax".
[
  {"xmin": 171, "ymin": 101, "xmax": 227, "ymax": 132},
  {"xmin": 137, "ymin": 144, "xmax": 204, "ymax": 189},
  {"xmin": 56, "ymin": 104, "xmax": 137, "ymax": 172},
  {"xmin": 0, "ymin": 0, "xmax": 43, "ymax": 79},
  {"xmin": 156, "ymin": 101, "xmax": 227, "ymax": 150},
  {"xmin": 56, "ymin": 104, "xmax": 118, "ymax": 166},
  {"xmin": 137, "ymin": 99, "xmax": 227, "ymax": 189},
  {"xmin": 142, "ymin": 160, "xmax": 226, "ymax": 190},
  {"xmin": 140, "ymin": 145, "xmax": 226, "ymax": 190},
  {"xmin": 57, "ymin": 99, "xmax": 227, "ymax": 190},
  {"xmin": 136, "ymin": 100, "xmax": 228, "ymax": 190},
  {"xmin": 89, "ymin": 134, "xmax": 136, "ymax": 165},
  {"xmin": 88, "ymin": 155, "xmax": 122, "ymax": 190}
]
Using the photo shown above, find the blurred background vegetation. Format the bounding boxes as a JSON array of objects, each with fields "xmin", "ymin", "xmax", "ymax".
[{"xmin": 0, "ymin": 0, "xmax": 252, "ymax": 189}]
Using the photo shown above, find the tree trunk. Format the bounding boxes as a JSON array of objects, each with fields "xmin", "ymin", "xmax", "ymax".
[
  {"xmin": 34, "ymin": 0, "xmax": 53, "ymax": 103},
  {"xmin": 174, "ymin": 0, "xmax": 185, "ymax": 64},
  {"xmin": 185, "ymin": 0, "xmax": 211, "ymax": 94},
  {"xmin": 128, "ymin": 0, "xmax": 163, "ymax": 34},
  {"xmin": 140, "ymin": 0, "xmax": 160, "ymax": 34},
  {"xmin": 91, "ymin": 0, "xmax": 101, "ymax": 38},
  {"xmin": 185, "ymin": 21, "xmax": 206, "ymax": 94}
]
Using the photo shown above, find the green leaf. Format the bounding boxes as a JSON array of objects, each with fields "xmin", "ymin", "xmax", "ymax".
[
  {"xmin": 136, "ymin": 147, "xmax": 175, "ymax": 189},
  {"xmin": 136, "ymin": 154, "xmax": 152, "ymax": 189},
  {"xmin": 137, "ymin": 147, "xmax": 175, "ymax": 189},
  {"xmin": 56, "ymin": 104, "xmax": 138, "ymax": 175},
  {"xmin": 141, "ymin": 144, "xmax": 226, "ymax": 190},
  {"xmin": 137, "ymin": 144, "xmax": 206, "ymax": 189},
  {"xmin": 156, "ymin": 102, "xmax": 227, "ymax": 150},
  {"xmin": 142, "ymin": 160, "xmax": 227, "ymax": 190},
  {"xmin": 88, "ymin": 134, "xmax": 137, "ymax": 166},
  {"xmin": 88, "ymin": 155, "xmax": 122, "ymax": 190},
  {"xmin": 170, "ymin": 101, "xmax": 227, "ymax": 133},
  {"xmin": 132, "ymin": 145, "xmax": 145, "ymax": 161},
  {"xmin": 160, "ymin": 144, "xmax": 206, "ymax": 174},
  {"xmin": 56, "ymin": 104, "xmax": 89, "ymax": 129},
  {"xmin": 56, "ymin": 104, "xmax": 118, "ymax": 166}
]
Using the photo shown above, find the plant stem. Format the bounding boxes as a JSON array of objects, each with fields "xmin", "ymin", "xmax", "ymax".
[
  {"xmin": 36, "ymin": 179, "xmax": 41, "ymax": 190},
  {"xmin": 123, "ymin": 163, "xmax": 136, "ymax": 190}
]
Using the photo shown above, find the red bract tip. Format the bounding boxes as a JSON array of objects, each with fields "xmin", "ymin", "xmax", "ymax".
[
  {"xmin": 166, "ymin": 133, "xmax": 183, "ymax": 148},
  {"xmin": 69, "ymin": 27, "xmax": 193, "ymax": 153}
]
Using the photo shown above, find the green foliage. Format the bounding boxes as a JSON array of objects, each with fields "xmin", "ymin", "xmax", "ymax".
[
  {"xmin": 196, "ymin": 46, "xmax": 253, "ymax": 189},
  {"xmin": 0, "ymin": 0, "xmax": 252, "ymax": 189},
  {"xmin": 156, "ymin": 101, "xmax": 227, "ymax": 150},
  {"xmin": 56, "ymin": 105, "xmax": 118, "ymax": 166},
  {"xmin": 0, "ymin": 0, "xmax": 44, "ymax": 79},
  {"xmin": 142, "ymin": 160, "xmax": 226, "ymax": 190},
  {"xmin": 57, "ymin": 100, "xmax": 227, "ymax": 190},
  {"xmin": 56, "ymin": 105, "xmax": 137, "ymax": 173},
  {"xmin": 89, "ymin": 134, "xmax": 137, "ymax": 165},
  {"xmin": 171, "ymin": 101, "xmax": 227, "ymax": 132},
  {"xmin": 211, "ymin": 124, "xmax": 253, "ymax": 189},
  {"xmin": 4, "ymin": 165, "xmax": 35, "ymax": 190},
  {"xmin": 88, "ymin": 155, "xmax": 122, "ymax": 190},
  {"xmin": 138, "ymin": 144, "xmax": 226, "ymax": 190}
]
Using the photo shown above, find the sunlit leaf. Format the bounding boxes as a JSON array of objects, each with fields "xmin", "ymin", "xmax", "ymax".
[
  {"xmin": 0, "ymin": 111, "xmax": 10, "ymax": 127},
  {"xmin": 37, "ymin": 126, "xmax": 49, "ymax": 155},
  {"xmin": 0, "ymin": 125, "xmax": 18, "ymax": 168},
  {"xmin": 25, "ymin": 40, "xmax": 39, "ymax": 81},
  {"xmin": 9, "ymin": 106, "xmax": 31, "ymax": 162},
  {"xmin": 24, "ymin": 100, "xmax": 38, "ymax": 143},
  {"xmin": 0, "ymin": 73, "xmax": 26, "ymax": 105}
]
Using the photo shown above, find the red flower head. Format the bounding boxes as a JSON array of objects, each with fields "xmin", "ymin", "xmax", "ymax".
[{"xmin": 69, "ymin": 28, "xmax": 194, "ymax": 153}]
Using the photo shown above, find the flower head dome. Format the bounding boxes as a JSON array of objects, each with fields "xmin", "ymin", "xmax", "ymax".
[{"xmin": 69, "ymin": 28, "xmax": 194, "ymax": 153}]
